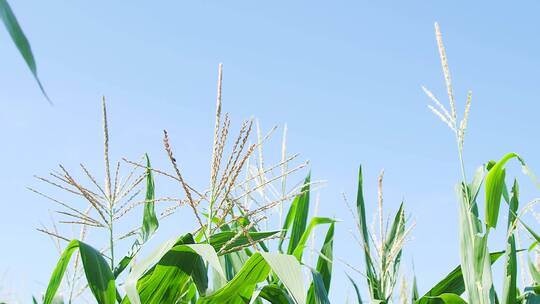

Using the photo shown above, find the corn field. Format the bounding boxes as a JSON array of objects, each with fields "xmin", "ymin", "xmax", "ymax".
[{"xmin": 1, "ymin": 1, "xmax": 540, "ymax": 304}]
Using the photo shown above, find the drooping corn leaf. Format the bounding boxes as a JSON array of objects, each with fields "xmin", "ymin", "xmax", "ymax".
[
  {"xmin": 0, "ymin": 0, "xmax": 50, "ymax": 103},
  {"xmin": 199, "ymin": 252, "xmax": 305, "ymax": 304},
  {"xmin": 44, "ymin": 240, "xmax": 116, "ymax": 304},
  {"xmin": 198, "ymin": 253, "xmax": 272, "ymax": 303},
  {"xmin": 416, "ymin": 251, "xmax": 504, "ymax": 304},
  {"xmin": 292, "ymin": 217, "xmax": 336, "ymax": 261},
  {"xmin": 428, "ymin": 293, "xmax": 468, "ymax": 304},
  {"xmin": 249, "ymin": 284, "xmax": 294, "ymax": 304},
  {"xmin": 124, "ymin": 234, "xmax": 224, "ymax": 304},
  {"xmin": 261, "ymin": 252, "xmax": 306, "ymax": 304},
  {"xmin": 485, "ymin": 153, "xmax": 526, "ymax": 228},
  {"xmin": 485, "ymin": 154, "xmax": 511, "ymax": 228}
]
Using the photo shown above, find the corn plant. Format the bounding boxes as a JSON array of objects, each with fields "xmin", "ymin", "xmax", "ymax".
[
  {"xmin": 346, "ymin": 168, "xmax": 412, "ymax": 303},
  {"xmin": 34, "ymin": 65, "xmax": 336, "ymax": 304},
  {"xmin": 414, "ymin": 23, "xmax": 540, "ymax": 304}
]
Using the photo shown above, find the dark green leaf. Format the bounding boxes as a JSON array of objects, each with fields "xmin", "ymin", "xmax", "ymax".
[
  {"xmin": 44, "ymin": 240, "xmax": 116, "ymax": 304},
  {"xmin": 287, "ymin": 174, "xmax": 311, "ymax": 254},
  {"xmin": 416, "ymin": 251, "xmax": 504, "ymax": 304},
  {"xmin": 0, "ymin": 0, "xmax": 50, "ymax": 103},
  {"xmin": 307, "ymin": 223, "xmax": 334, "ymax": 303},
  {"xmin": 346, "ymin": 274, "xmax": 363, "ymax": 304}
]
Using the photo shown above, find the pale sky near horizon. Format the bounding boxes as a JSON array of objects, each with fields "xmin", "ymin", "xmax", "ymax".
[{"xmin": 1, "ymin": 1, "xmax": 540, "ymax": 302}]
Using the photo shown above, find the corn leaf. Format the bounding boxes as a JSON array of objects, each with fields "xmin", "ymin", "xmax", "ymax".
[
  {"xmin": 208, "ymin": 230, "xmax": 279, "ymax": 253},
  {"xmin": 199, "ymin": 252, "xmax": 305, "ymax": 304},
  {"xmin": 416, "ymin": 251, "xmax": 504, "ymax": 304},
  {"xmin": 249, "ymin": 284, "xmax": 294, "ymax": 304},
  {"xmin": 307, "ymin": 223, "xmax": 334, "ymax": 303},
  {"xmin": 502, "ymin": 180, "xmax": 519, "ymax": 304},
  {"xmin": 355, "ymin": 166, "xmax": 379, "ymax": 298},
  {"xmin": 306, "ymin": 268, "xmax": 330, "ymax": 304},
  {"xmin": 292, "ymin": 217, "xmax": 336, "ymax": 261},
  {"xmin": 412, "ymin": 274, "xmax": 419, "ymax": 302},
  {"xmin": 124, "ymin": 234, "xmax": 224, "ymax": 304},
  {"xmin": 429, "ymin": 293, "xmax": 468, "ymax": 304},
  {"xmin": 287, "ymin": 174, "xmax": 311, "ymax": 254},
  {"xmin": 0, "ymin": 0, "xmax": 50, "ymax": 103},
  {"xmin": 44, "ymin": 240, "xmax": 116, "ymax": 304},
  {"xmin": 141, "ymin": 154, "xmax": 158, "ymax": 243},
  {"xmin": 346, "ymin": 274, "xmax": 363, "ymax": 304}
]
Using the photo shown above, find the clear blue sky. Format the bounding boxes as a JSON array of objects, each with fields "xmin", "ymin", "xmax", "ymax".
[{"xmin": 1, "ymin": 1, "xmax": 540, "ymax": 302}]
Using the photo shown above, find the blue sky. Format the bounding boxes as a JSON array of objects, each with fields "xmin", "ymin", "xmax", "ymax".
[{"xmin": 1, "ymin": 1, "xmax": 540, "ymax": 302}]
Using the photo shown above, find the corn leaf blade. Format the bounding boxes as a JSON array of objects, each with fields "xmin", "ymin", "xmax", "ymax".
[{"xmin": 0, "ymin": 0, "xmax": 50, "ymax": 103}]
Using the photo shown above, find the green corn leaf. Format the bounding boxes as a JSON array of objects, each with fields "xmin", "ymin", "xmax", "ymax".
[
  {"xmin": 529, "ymin": 255, "xmax": 540, "ymax": 284},
  {"xmin": 355, "ymin": 166, "xmax": 379, "ymax": 298},
  {"xmin": 287, "ymin": 174, "xmax": 311, "ymax": 254},
  {"xmin": 113, "ymin": 255, "xmax": 132, "ymax": 278},
  {"xmin": 316, "ymin": 223, "xmax": 334, "ymax": 290},
  {"xmin": 199, "ymin": 252, "xmax": 305, "ymax": 304},
  {"xmin": 44, "ymin": 240, "xmax": 116, "ymax": 304},
  {"xmin": 412, "ymin": 273, "xmax": 419, "ymax": 303},
  {"xmin": 485, "ymin": 152, "xmax": 540, "ymax": 230},
  {"xmin": 208, "ymin": 230, "xmax": 279, "ymax": 254},
  {"xmin": 521, "ymin": 220, "xmax": 540, "ymax": 245},
  {"xmin": 279, "ymin": 196, "xmax": 297, "ymax": 252},
  {"xmin": 141, "ymin": 154, "xmax": 158, "ymax": 243},
  {"xmin": 260, "ymin": 285, "xmax": 295, "ymax": 304},
  {"xmin": 198, "ymin": 253, "xmax": 272, "ymax": 303},
  {"xmin": 524, "ymin": 286, "xmax": 540, "ymax": 304},
  {"xmin": 384, "ymin": 203, "xmax": 405, "ymax": 252},
  {"xmin": 428, "ymin": 293, "xmax": 468, "ymax": 304},
  {"xmin": 292, "ymin": 217, "xmax": 336, "ymax": 261},
  {"xmin": 307, "ymin": 223, "xmax": 334, "ymax": 303},
  {"xmin": 124, "ymin": 234, "xmax": 224, "ymax": 304},
  {"xmin": 307, "ymin": 268, "xmax": 330, "ymax": 304},
  {"xmin": 416, "ymin": 251, "xmax": 504, "ymax": 304},
  {"xmin": 0, "ymin": 0, "xmax": 50, "ymax": 103},
  {"xmin": 249, "ymin": 284, "xmax": 294, "ymax": 304},
  {"xmin": 502, "ymin": 180, "xmax": 519, "ymax": 304},
  {"xmin": 261, "ymin": 252, "xmax": 306, "ymax": 304},
  {"xmin": 346, "ymin": 274, "xmax": 363, "ymax": 304},
  {"xmin": 485, "ymin": 153, "xmax": 524, "ymax": 228}
]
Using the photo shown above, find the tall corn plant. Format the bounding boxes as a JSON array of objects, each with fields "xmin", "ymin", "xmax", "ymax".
[
  {"xmin": 422, "ymin": 23, "xmax": 540, "ymax": 304},
  {"xmin": 34, "ymin": 65, "xmax": 335, "ymax": 304},
  {"xmin": 31, "ymin": 98, "xmax": 165, "ymax": 303},
  {"xmin": 347, "ymin": 168, "xmax": 412, "ymax": 303}
]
